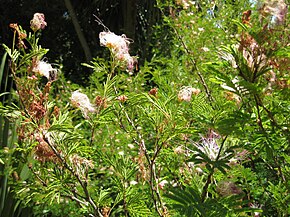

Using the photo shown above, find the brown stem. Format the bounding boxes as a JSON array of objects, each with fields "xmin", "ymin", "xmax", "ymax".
[
  {"xmin": 114, "ymin": 100, "xmax": 165, "ymax": 216},
  {"xmin": 31, "ymin": 168, "xmax": 47, "ymax": 187},
  {"xmin": 43, "ymin": 135, "xmax": 103, "ymax": 217},
  {"xmin": 254, "ymin": 94, "xmax": 265, "ymax": 132},
  {"xmin": 170, "ymin": 20, "xmax": 214, "ymax": 106},
  {"xmin": 123, "ymin": 183, "xmax": 129, "ymax": 217},
  {"xmin": 201, "ymin": 169, "xmax": 214, "ymax": 202}
]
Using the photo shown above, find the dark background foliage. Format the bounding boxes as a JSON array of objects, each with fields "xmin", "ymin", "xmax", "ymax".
[{"xmin": 0, "ymin": 0, "xmax": 161, "ymax": 84}]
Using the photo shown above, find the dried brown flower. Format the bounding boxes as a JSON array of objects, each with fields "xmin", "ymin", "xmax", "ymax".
[
  {"xmin": 34, "ymin": 134, "xmax": 58, "ymax": 163},
  {"xmin": 148, "ymin": 88, "xmax": 158, "ymax": 97},
  {"xmin": 9, "ymin": 23, "xmax": 27, "ymax": 48},
  {"xmin": 117, "ymin": 95, "xmax": 128, "ymax": 103}
]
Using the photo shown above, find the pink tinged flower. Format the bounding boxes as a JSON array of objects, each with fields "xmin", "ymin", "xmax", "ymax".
[
  {"xmin": 69, "ymin": 154, "xmax": 94, "ymax": 179},
  {"xmin": 99, "ymin": 31, "xmax": 130, "ymax": 54},
  {"xmin": 193, "ymin": 131, "xmax": 230, "ymax": 161},
  {"xmin": 192, "ymin": 88, "xmax": 201, "ymax": 95},
  {"xmin": 27, "ymin": 75, "xmax": 38, "ymax": 80},
  {"xmin": 174, "ymin": 146, "xmax": 184, "ymax": 154},
  {"xmin": 71, "ymin": 91, "xmax": 95, "ymax": 118},
  {"xmin": 30, "ymin": 13, "xmax": 47, "ymax": 31},
  {"xmin": 197, "ymin": 137, "xmax": 220, "ymax": 160},
  {"xmin": 158, "ymin": 180, "xmax": 168, "ymax": 189},
  {"xmin": 178, "ymin": 86, "xmax": 200, "ymax": 102},
  {"xmin": 99, "ymin": 31, "xmax": 135, "ymax": 72},
  {"xmin": 124, "ymin": 53, "xmax": 135, "ymax": 72},
  {"xmin": 117, "ymin": 95, "xmax": 128, "ymax": 103},
  {"xmin": 32, "ymin": 60, "xmax": 57, "ymax": 80}
]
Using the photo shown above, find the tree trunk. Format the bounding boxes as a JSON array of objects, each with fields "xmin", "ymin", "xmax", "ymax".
[
  {"xmin": 64, "ymin": 0, "xmax": 92, "ymax": 62},
  {"xmin": 122, "ymin": 0, "xmax": 137, "ymax": 40}
]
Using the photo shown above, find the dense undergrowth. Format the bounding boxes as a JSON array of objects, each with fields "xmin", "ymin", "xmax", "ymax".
[{"xmin": 0, "ymin": 0, "xmax": 290, "ymax": 216}]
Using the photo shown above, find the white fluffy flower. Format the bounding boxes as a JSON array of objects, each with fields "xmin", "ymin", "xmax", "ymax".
[
  {"xmin": 99, "ymin": 31, "xmax": 129, "ymax": 54},
  {"xmin": 193, "ymin": 132, "xmax": 231, "ymax": 161},
  {"xmin": 69, "ymin": 154, "xmax": 94, "ymax": 179},
  {"xmin": 33, "ymin": 61, "xmax": 57, "ymax": 80},
  {"xmin": 99, "ymin": 31, "xmax": 135, "ymax": 72},
  {"xmin": 71, "ymin": 91, "xmax": 95, "ymax": 118},
  {"xmin": 30, "ymin": 13, "xmax": 47, "ymax": 31}
]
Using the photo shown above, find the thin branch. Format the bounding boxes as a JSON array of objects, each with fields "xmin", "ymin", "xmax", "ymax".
[
  {"xmin": 254, "ymin": 94, "xmax": 265, "ymax": 132},
  {"xmin": 113, "ymin": 90, "xmax": 166, "ymax": 216},
  {"xmin": 43, "ymin": 135, "xmax": 103, "ymax": 217},
  {"xmin": 151, "ymin": 143, "xmax": 167, "ymax": 215},
  {"xmin": 64, "ymin": 194, "xmax": 89, "ymax": 206},
  {"xmin": 170, "ymin": 19, "xmax": 214, "ymax": 106},
  {"xmin": 31, "ymin": 169, "xmax": 47, "ymax": 187}
]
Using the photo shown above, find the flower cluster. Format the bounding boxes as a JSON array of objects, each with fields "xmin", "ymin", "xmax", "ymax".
[
  {"xmin": 71, "ymin": 91, "xmax": 95, "ymax": 118},
  {"xmin": 240, "ymin": 34, "xmax": 267, "ymax": 73},
  {"xmin": 9, "ymin": 23, "xmax": 27, "ymax": 48},
  {"xmin": 99, "ymin": 31, "xmax": 135, "ymax": 72},
  {"xmin": 34, "ymin": 133, "xmax": 58, "ymax": 163},
  {"xmin": 193, "ymin": 131, "xmax": 231, "ymax": 161},
  {"xmin": 30, "ymin": 13, "xmax": 47, "ymax": 31},
  {"xmin": 178, "ymin": 86, "xmax": 200, "ymax": 102}
]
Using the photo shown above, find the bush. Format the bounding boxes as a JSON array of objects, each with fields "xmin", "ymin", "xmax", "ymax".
[{"xmin": 1, "ymin": 1, "xmax": 289, "ymax": 216}]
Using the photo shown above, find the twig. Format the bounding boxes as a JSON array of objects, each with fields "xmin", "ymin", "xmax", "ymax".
[
  {"xmin": 43, "ymin": 135, "xmax": 103, "ymax": 217},
  {"xmin": 31, "ymin": 169, "xmax": 47, "ymax": 187},
  {"xmin": 151, "ymin": 143, "xmax": 167, "ymax": 215},
  {"xmin": 254, "ymin": 94, "xmax": 265, "ymax": 132},
  {"xmin": 64, "ymin": 194, "xmax": 89, "ymax": 206},
  {"xmin": 169, "ymin": 17, "xmax": 214, "ymax": 106},
  {"xmin": 113, "ymin": 89, "xmax": 166, "ymax": 216}
]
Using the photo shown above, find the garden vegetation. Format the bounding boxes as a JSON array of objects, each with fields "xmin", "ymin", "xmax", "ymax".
[{"xmin": 0, "ymin": 0, "xmax": 289, "ymax": 216}]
